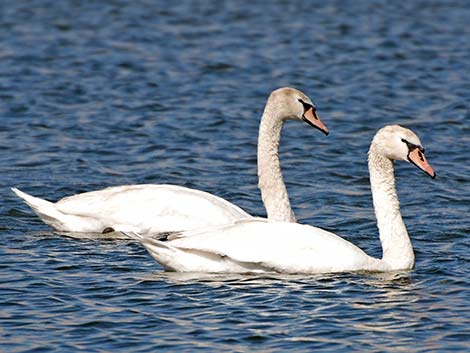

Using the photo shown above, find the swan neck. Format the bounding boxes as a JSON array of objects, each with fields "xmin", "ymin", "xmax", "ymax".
[
  {"xmin": 368, "ymin": 144, "xmax": 414, "ymax": 270},
  {"xmin": 257, "ymin": 106, "xmax": 295, "ymax": 222}
]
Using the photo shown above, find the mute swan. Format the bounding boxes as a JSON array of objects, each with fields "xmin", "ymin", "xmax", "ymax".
[
  {"xmin": 12, "ymin": 87, "xmax": 329, "ymax": 235},
  {"xmin": 127, "ymin": 125, "xmax": 436, "ymax": 273}
]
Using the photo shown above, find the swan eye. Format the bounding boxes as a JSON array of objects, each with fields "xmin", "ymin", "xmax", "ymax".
[
  {"xmin": 298, "ymin": 98, "xmax": 316, "ymax": 112},
  {"xmin": 401, "ymin": 138, "xmax": 424, "ymax": 152},
  {"xmin": 417, "ymin": 150, "xmax": 424, "ymax": 161}
]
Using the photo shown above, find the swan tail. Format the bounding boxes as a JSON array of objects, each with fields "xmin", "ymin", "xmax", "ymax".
[
  {"xmin": 124, "ymin": 231, "xmax": 274, "ymax": 273},
  {"xmin": 11, "ymin": 187, "xmax": 73, "ymax": 231},
  {"xmin": 124, "ymin": 231, "xmax": 188, "ymax": 271}
]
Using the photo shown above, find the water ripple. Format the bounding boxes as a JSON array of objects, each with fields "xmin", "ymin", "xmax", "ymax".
[{"xmin": 1, "ymin": 0, "xmax": 469, "ymax": 352}]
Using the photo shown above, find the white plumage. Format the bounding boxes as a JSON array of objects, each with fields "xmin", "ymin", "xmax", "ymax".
[
  {"xmin": 12, "ymin": 87, "xmax": 328, "ymax": 235},
  {"xmin": 128, "ymin": 125, "xmax": 436, "ymax": 274}
]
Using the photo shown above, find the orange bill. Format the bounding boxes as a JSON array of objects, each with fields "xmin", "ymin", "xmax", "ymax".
[
  {"xmin": 408, "ymin": 148, "xmax": 436, "ymax": 178},
  {"xmin": 302, "ymin": 107, "xmax": 329, "ymax": 135}
]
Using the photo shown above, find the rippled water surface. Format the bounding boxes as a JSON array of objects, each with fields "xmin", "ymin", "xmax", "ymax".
[{"xmin": 1, "ymin": 0, "xmax": 469, "ymax": 351}]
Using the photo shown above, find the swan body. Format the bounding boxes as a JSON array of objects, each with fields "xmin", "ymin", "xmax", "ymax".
[
  {"xmin": 11, "ymin": 185, "xmax": 250, "ymax": 234},
  {"xmin": 129, "ymin": 125, "xmax": 436, "ymax": 274},
  {"xmin": 127, "ymin": 219, "xmax": 383, "ymax": 273},
  {"xmin": 12, "ymin": 87, "xmax": 328, "ymax": 235}
]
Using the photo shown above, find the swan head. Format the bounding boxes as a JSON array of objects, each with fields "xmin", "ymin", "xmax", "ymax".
[
  {"xmin": 268, "ymin": 87, "xmax": 329, "ymax": 135},
  {"xmin": 372, "ymin": 125, "xmax": 436, "ymax": 178}
]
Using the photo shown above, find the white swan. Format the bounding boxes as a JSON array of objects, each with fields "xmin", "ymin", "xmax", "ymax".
[
  {"xmin": 12, "ymin": 87, "xmax": 329, "ymax": 235},
  {"xmin": 127, "ymin": 125, "xmax": 436, "ymax": 273}
]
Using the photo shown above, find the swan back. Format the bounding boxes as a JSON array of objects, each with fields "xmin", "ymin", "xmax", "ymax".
[{"xmin": 134, "ymin": 219, "xmax": 379, "ymax": 274}]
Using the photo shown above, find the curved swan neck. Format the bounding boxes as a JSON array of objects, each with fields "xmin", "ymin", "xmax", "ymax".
[
  {"xmin": 368, "ymin": 144, "xmax": 414, "ymax": 270},
  {"xmin": 257, "ymin": 104, "xmax": 295, "ymax": 222}
]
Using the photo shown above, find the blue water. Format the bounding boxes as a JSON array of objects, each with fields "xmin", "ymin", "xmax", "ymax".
[{"xmin": 1, "ymin": 0, "xmax": 469, "ymax": 351}]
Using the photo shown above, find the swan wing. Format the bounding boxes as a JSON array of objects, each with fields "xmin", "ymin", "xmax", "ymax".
[
  {"xmin": 58, "ymin": 184, "xmax": 247, "ymax": 215},
  {"xmin": 135, "ymin": 219, "xmax": 378, "ymax": 273},
  {"xmin": 14, "ymin": 185, "xmax": 250, "ymax": 234}
]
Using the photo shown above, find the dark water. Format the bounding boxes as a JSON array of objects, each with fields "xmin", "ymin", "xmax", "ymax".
[{"xmin": 1, "ymin": 0, "xmax": 469, "ymax": 351}]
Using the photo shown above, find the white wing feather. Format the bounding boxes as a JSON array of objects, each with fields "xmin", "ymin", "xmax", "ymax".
[{"xmin": 135, "ymin": 220, "xmax": 379, "ymax": 274}]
